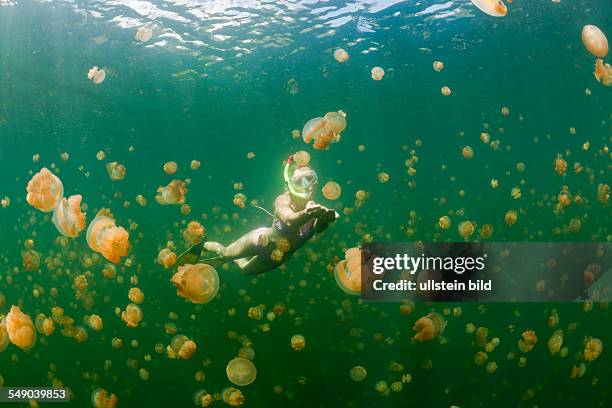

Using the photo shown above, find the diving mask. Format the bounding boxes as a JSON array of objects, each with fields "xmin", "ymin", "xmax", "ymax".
[{"xmin": 284, "ymin": 155, "xmax": 318, "ymax": 199}]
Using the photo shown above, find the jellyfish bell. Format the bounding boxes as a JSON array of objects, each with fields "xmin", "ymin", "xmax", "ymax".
[
  {"xmin": 171, "ymin": 263, "xmax": 219, "ymax": 304},
  {"xmin": 6, "ymin": 306, "xmax": 36, "ymax": 351},
  {"xmin": 322, "ymin": 181, "xmax": 342, "ymax": 200},
  {"xmin": 86, "ymin": 211, "xmax": 130, "ymax": 264},
  {"xmin": 293, "ymin": 150, "xmax": 311, "ymax": 167},
  {"xmin": 581, "ymin": 25, "xmax": 608, "ymax": 58},
  {"xmin": 371, "ymin": 66, "xmax": 385, "ymax": 80},
  {"xmin": 135, "ymin": 24, "xmax": 153, "ymax": 43},
  {"xmin": 323, "ymin": 111, "xmax": 347, "ymax": 135},
  {"xmin": 26, "ymin": 167, "xmax": 63, "ymax": 212},
  {"xmin": 88, "ymin": 66, "xmax": 106, "ymax": 84},
  {"xmin": 333, "ymin": 48, "xmax": 349, "ymax": 63},
  {"xmin": 226, "ymin": 357, "xmax": 257, "ymax": 386},
  {"xmin": 52, "ymin": 195, "xmax": 87, "ymax": 237},
  {"xmin": 301, "ymin": 116, "xmax": 327, "ymax": 144},
  {"xmin": 470, "ymin": 0, "xmax": 508, "ymax": 17},
  {"xmin": 91, "ymin": 388, "xmax": 118, "ymax": 408}
]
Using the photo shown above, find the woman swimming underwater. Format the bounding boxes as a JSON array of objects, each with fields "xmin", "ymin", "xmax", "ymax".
[{"xmin": 177, "ymin": 154, "xmax": 338, "ymax": 275}]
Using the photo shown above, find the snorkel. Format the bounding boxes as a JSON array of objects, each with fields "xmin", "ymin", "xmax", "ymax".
[{"xmin": 284, "ymin": 155, "xmax": 316, "ymax": 200}]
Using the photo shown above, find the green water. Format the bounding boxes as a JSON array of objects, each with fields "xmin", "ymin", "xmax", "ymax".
[{"xmin": 0, "ymin": 0, "xmax": 610, "ymax": 407}]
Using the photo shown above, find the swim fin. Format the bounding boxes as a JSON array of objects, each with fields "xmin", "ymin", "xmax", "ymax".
[{"xmin": 176, "ymin": 241, "xmax": 205, "ymax": 267}]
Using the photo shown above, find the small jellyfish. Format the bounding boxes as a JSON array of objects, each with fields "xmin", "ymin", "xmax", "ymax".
[
  {"xmin": 22, "ymin": 249, "xmax": 40, "ymax": 271},
  {"xmin": 26, "ymin": 167, "xmax": 63, "ymax": 212},
  {"xmin": 52, "ymin": 195, "xmax": 86, "ymax": 238},
  {"xmin": 583, "ymin": 337, "xmax": 603, "ymax": 361},
  {"xmin": 517, "ymin": 330, "xmax": 537, "ymax": 353},
  {"xmin": 155, "ymin": 179, "xmax": 188, "ymax": 205},
  {"xmin": 169, "ymin": 335, "xmax": 197, "ymax": 359},
  {"xmin": 441, "ymin": 86, "xmax": 452, "ymax": 96},
  {"xmin": 581, "ymin": 25, "xmax": 608, "ymax": 58},
  {"xmin": 470, "ymin": 0, "xmax": 508, "ymax": 17},
  {"xmin": 547, "ymin": 330, "xmax": 564, "ymax": 355},
  {"xmin": 183, "ymin": 221, "xmax": 205, "ymax": 245},
  {"xmin": 433, "ymin": 60, "xmax": 444, "ymax": 72},
  {"xmin": 121, "ymin": 303, "xmax": 143, "ymax": 328},
  {"xmin": 293, "ymin": 150, "xmax": 311, "ymax": 167},
  {"xmin": 86, "ymin": 211, "xmax": 130, "ymax": 264},
  {"xmin": 222, "ymin": 387, "xmax": 245, "ymax": 407},
  {"xmin": 371, "ymin": 66, "xmax": 385, "ymax": 80},
  {"xmin": 378, "ymin": 172, "xmax": 390, "ymax": 183},
  {"xmin": 334, "ymin": 247, "xmax": 361, "ymax": 295},
  {"xmin": 334, "ymin": 48, "xmax": 349, "ymax": 63},
  {"xmin": 505, "ymin": 209, "xmax": 518, "ymax": 226},
  {"xmin": 190, "ymin": 160, "xmax": 201, "ymax": 170},
  {"xmin": 290, "ymin": 334, "xmax": 306, "ymax": 351},
  {"xmin": 349, "ymin": 366, "xmax": 367, "ymax": 382},
  {"xmin": 322, "ymin": 181, "xmax": 342, "ymax": 200},
  {"xmin": 87, "ymin": 314, "xmax": 104, "ymax": 331},
  {"xmin": 6, "ymin": 306, "xmax": 36, "ymax": 351},
  {"xmin": 462, "ymin": 146, "xmax": 474, "ymax": 159},
  {"xmin": 171, "ymin": 263, "xmax": 220, "ymax": 304},
  {"xmin": 128, "ymin": 287, "xmax": 144, "ymax": 304},
  {"xmin": 226, "ymin": 357, "xmax": 257, "ymax": 386},
  {"xmin": 458, "ymin": 221, "xmax": 475, "ymax": 239},
  {"xmin": 438, "ymin": 215, "xmax": 451, "ymax": 229},
  {"xmin": 594, "ymin": 59, "xmax": 612, "ymax": 86},
  {"xmin": 91, "ymin": 389, "xmax": 118, "ymax": 408},
  {"xmin": 157, "ymin": 248, "xmax": 177, "ymax": 268},
  {"xmin": 135, "ymin": 24, "xmax": 153, "ymax": 43},
  {"xmin": 163, "ymin": 161, "xmax": 178, "ymax": 175},
  {"xmin": 88, "ymin": 66, "xmax": 106, "ymax": 84},
  {"xmin": 413, "ymin": 312, "xmax": 447, "ymax": 341},
  {"xmin": 106, "ymin": 162, "xmax": 126, "ymax": 181}
]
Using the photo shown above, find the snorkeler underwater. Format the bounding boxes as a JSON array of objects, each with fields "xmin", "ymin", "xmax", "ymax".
[{"xmin": 0, "ymin": 0, "xmax": 610, "ymax": 407}]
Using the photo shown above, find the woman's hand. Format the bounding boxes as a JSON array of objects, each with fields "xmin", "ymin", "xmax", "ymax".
[{"xmin": 306, "ymin": 201, "xmax": 326, "ymax": 216}]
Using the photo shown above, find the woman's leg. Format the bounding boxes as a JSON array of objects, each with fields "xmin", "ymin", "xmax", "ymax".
[{"xmin": 204, "ymin": 227, "xmax": 271, "ymax": 261}]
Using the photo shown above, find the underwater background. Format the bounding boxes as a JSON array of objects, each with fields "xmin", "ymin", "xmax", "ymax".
[{"xmin": 0, "ymin": 0, "xmax": 610, "ymax": 407}]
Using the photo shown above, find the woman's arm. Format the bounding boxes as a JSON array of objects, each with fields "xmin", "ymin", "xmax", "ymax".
[{"xmin": 274, "ymin": 195, "xmax": 324, "ymax": 227}]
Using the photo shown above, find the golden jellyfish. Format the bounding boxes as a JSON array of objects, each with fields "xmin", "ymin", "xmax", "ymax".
[
  {"xmin": 462, "ymin": 146, "xmax": 474, "ymax": 159},
  {"xmin": 485, "ymin": 361, "xmax": 498, "ymax": 373},
  {"xmin": 171, "ymin": 263, "xmax": 219, "ymax": 304},
  {"xmin": 553, "ymin": 154, "xmax": 567, "ymax": 176},
  {"xmin": 413, "ymin": 312, "xmax": 446, "ymax": 341},
  {"xmin": 333, "ymin": 48, "xmax": 349, "ymax": 63},
  {"xmin": 26, "ymin": 167, "xmax": 63, "ymax": 212},
  {"xmin": 293, "ymin": 150, "xmax": 311, "ymax": 167},
  {"xmin": 183, "ymin": 221, "xmax": 205, "ymax": 245},
  {"xmin": 441, "ymin": 86, "xmax": 451, "ymax": 96},
  {"xmin": 517, "ymin": 330, "xmax": 537, "ymax": 353},
  {"xmin": 157, "ymin": 248, "xmax": 177, "ymax": 268},
  {"xmin": 324, "ymin": 111, "xmax": 347, "ymax": 135},
  {"xmin": 0, "ymin": 321, "xmax": 9, "ymax": 352},
  {"xmin": 222, "ymin": 387, "xmax": 245, "ymax": 407},
  {"xmin": 121, "ymin": 303, "xmax": 143, "ymax": 328},
  {"xmin": 302, "ymin": 117, "xmax": 333, "ymax": 150},
  {"xmin": 547, "ymin": 330, "xmax": 564, "ymax": 355},
  {"xmin": 91, "ymin": 388, "xmax": 117, "ymax": 408},
  {"xmin": 87, "ymin": 66, "xmax": 106, "ymax": 84},
  {"xmin": 169, "ymin": 335, "xmax": 197, "ymax": 359},
  {"xmin": 334, "ymin": 247, "xmax": 361, "ymax": 295},
  {"xmin": 377, "ymin": 172, "xmax": 390, "ymax": 183},
  {"xmin": 322, "ymin": 181, "xmax": 341, "ymax": 200},
  {"xmin": 570, "ymin": 363, "xmax": 586, "ymax": 379},
  {"xmin": 190, "ymin": 160, "xmax": 201, "ymax": 170},
  {"xmin": 128, "ymin": 287, "xmax": 144, "ymax": 304},
  {"xmin": 52, "ymin": 195, "xmax": 86, "ymax": 237},
  {"xmin": 290, "ymin": 334, "xmax": 306, "ymax": 351},
  {"xmin": 349, "ymin": 366, "xmax": 367, "ymax": 382},
  {"xmin": 581, "ymin": 25, "xmax": 608, "ymax": 58},
  {"xmin": 371, "ymin": 66, "xmax": 385, "ymax": 80},
  {"xmin": 87, "ymin": 314, "xmax": 103, "ymax": 331},
  {"xmin": 470, "ymin": 0, "xmax": 507, "ymax": 17},
  {"xmin": 433, "ymin": 60, "xmax": 444, "ymax": 72},
  {"xmin": 438, "ymin": 215, "xmax": 451, "ymax": 229},
  {"xmin": 156, "ymin": 179, "xmax": 188, "ymax": 205},
  {"xmin": 226, "ymin": 357, "xmax": 257, "ymax": 386},
  {"xmin": 6, "ymin": 306, "xmax": 36, "ymax": 351},
  {"xmin": 163, "ymin": 161, "xmax": 178, "ymax": 175},
  {"xmin": 22, "ymin": 250, "xmax": 40, "ymax": 271},
  {"xmin": 594, "ymin": 59, "xmax": 612, "ymax": 86},
  {"xmin": 584, "ymin": 337, "xmax": 603, "ymax": 362},
  {"xmin": 597, "ymin": 183, "xmax": 610, "ymax": 204},
  {"xmin": 86, "ymin": 211, "xmax": 130, "ymax": 264},
  {"xmin": 135, "ymin": 24, "xmax": 153, "ymax": 43},
  {"xmin": 458, "ymin": 220, "xmax": 475, "ymax": 239},
  {"xmin": 505, "ymin": 209, "xmax": 518, "ymax": 226},
  {"xmin": 106, "ymin": 162, "xmax": 126, "ymax": 181}
]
